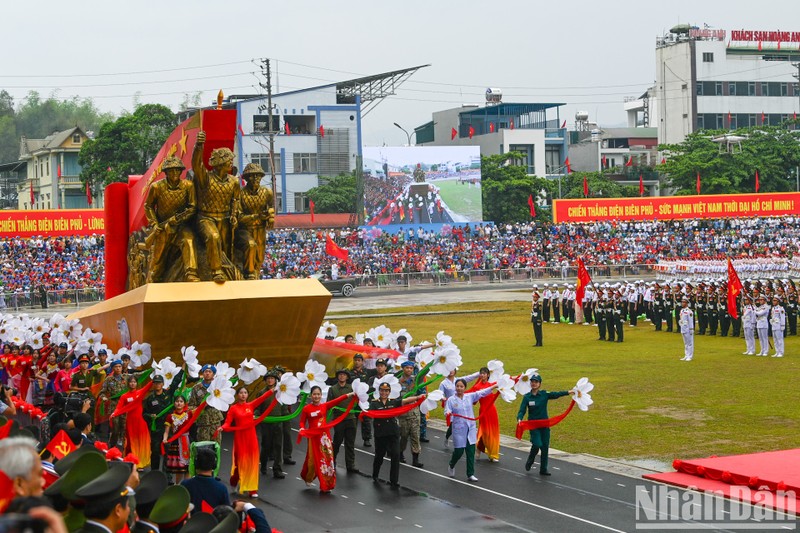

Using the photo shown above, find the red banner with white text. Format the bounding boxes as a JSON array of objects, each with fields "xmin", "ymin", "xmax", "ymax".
[
  {"xmin": 0, "ymin": 209, "xmax": 104, "ymax": 238},
  {"xmin": 552, "ymin": 192, "xmax": 800, "ymax": 223}
]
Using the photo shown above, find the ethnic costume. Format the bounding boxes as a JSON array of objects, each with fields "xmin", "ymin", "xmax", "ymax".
[
  {"xmin": 471, "ymin": 379, "xmax": 500, "ymax": 461},
  {"xmin": 110, "ymin": 381, "xmax": 154, "ymax": 468},
  {"xmin": 299, "ymin": 394, "xmax": 355, "ymax": 492},
  {"xmin": 445, "ymin": 386, "xmax": 496, "ymax": 479},
  {"xmin": 165, "ymin": 408, "xmax": 192, "ymax": 474}
]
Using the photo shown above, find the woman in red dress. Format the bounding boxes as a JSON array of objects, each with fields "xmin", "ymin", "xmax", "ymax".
[
  {"xmin": 222, "ymin": 385, "xmax": 275, "ymax": 498},
  {"xmin": 472, "ymin": 367, "xmax": 500, "ymax": 462},
  {"xmin": 299, "ymin": 385, "xmax": 355, "ymax": 493},
  {"xmin": 111, "ymin": 375, "xmax": 153, "ymax": 469}
]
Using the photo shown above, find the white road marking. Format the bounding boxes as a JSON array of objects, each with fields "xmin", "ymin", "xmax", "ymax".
[
  {"xmin": 514, "ymin": 457, "xmax": 521, "ymax": 460},
  {"xmin": 353, "ymin": 447, "xmax": 627, "ymax": 533},
  {"xmin": 594, "ymin": 477, "xmax": 603, "ymax": 481},
  {"xmin": 414, "ymin": 525, "xmax": 423, "ymax": 528},
  {"xmin": 395, "ymin": 515, "xmax": 403, "ymax": 520},
  {"xmin": 340, "ymin": 495, "xmax": 348, "ymax": 499},
  {"xmin": 573, "ymin": 472, "xmax": 582, "ymax": 476},
  {"xmin": 617, "ymin": 483, "xmax": 626, "ymax": 487},
  {"xmin": 376, "ymin": 508, "xmax": 383, "ymax": 513},
  {"xmin": 358, "ymin": 501, "xmax": 365, "ymax": 506}
]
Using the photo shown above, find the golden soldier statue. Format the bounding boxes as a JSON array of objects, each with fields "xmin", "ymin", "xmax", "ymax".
[
  {"xmin": 192, "ymin": 131, "xmax": 241, "ymax": 283},
  {"xmin": 143, "ymin": 156, "xmax": 199, "ymax": 283},
  {"xmin": 235, "ymin": 163, "xmax": 275, "ymax": 280}
]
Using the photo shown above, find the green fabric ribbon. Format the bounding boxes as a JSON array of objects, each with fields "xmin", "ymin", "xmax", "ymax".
[{"xmin": 262, "ymin": 392, "xmax": 309, "ymax": 422}]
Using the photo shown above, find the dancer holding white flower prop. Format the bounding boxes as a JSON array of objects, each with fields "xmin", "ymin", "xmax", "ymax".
[
  {"xmin": 516, "ymin": 373, "xmax": 579, "ymax": 476},
  {"xmin": 445, "ymin": 379, "xmax": 498, "ymax": 482},
  {"xmin": 439, "ymin": 368, "xmax": 480, "ymax": 448}
]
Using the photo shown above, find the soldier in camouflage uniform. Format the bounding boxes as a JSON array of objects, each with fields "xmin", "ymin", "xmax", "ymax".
[
  {"xmin": 144, "ymin": 155, "xmax": 199, "ymax": 282},
  {"xmin": 99, "ymin": 360, "xmax": 128, "ymax": 449},
  {"xmin": 348, "ymin": 353, "xmax": 375, "ymax": 447},
  {"xmin": 398, "ymin": 361, "xmax": 424, "ymax": 468},
  {"xmin": 187, "ymin": 364, "xmax": 224, "ymax": 443},
  {"xmin": 235, "ymin": 163, "xmax": 275, "ymax": 280},
  {"xmin": 192, "ymin": 131, "xmax": 241, "ymax": 283}
]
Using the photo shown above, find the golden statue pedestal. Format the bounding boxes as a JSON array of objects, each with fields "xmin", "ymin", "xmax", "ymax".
[{"xmin": 69, "ymin": 280, "xmax": 331, "ymax": 371}]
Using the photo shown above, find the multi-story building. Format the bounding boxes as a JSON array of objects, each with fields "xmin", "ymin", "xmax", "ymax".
[
  {"xmin": 414, "ymin": 99, "xmax": 568, "ymax": 178},
  {"xmin": 17, "ymin": 127, "xmax": 92, "ymax": 209},
  {"xmin": 652, "ymin": 25, "xmax": 800, "ymax": 145}
]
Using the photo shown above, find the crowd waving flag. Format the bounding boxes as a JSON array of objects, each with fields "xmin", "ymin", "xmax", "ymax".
[
  {"xmin": 575, "ymin": 258, "xmax": 592, "ymax": 306},
  {"xmin": 727, "ymin": 258, "xmax": 743, "ymax": 319},
  {"xmin": 325, "ymin": 235, "xmax": 349, "ymax": 261}
]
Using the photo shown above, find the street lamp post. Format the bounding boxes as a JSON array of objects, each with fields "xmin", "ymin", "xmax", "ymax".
[{"xmin": 393, "ymin": 122, "xmax": 413, "ymax": 146}]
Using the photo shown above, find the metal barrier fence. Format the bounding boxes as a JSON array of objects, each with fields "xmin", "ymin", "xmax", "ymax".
[
  {"xmin": 0, "ymin": 288, "xmax": 105, "ymax": 312},
  {"xmin": 355, "ymin": 264, "xmax": 657, "ymax": 291}
]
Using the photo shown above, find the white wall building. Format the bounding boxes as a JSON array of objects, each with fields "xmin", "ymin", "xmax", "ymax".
[{"xmin": 654, "ymin": 26, "xmax": 800, "ymax": 145}]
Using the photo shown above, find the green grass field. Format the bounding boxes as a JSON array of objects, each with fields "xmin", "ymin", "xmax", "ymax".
[
  {"xmin": 332, "ymin": 302, "xmax": 799, "ymax": 464},
  {"xmin": 434, "ymin": 179, "xmax": 482, "ymax": 221}
]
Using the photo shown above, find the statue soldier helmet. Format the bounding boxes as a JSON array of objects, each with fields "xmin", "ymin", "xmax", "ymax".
[
  {"xmin": 162, "ymin": 156, "xmax": 186, "ymax": 172},
  {"xmin": 241, "ymin": 163, "xmax": 266, "ymax": 177},
  {"xmin": 209, "ymin": 147, "xmax": 235, "ymax": 167}
]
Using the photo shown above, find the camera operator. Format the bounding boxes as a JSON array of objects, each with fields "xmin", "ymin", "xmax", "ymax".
[{"xmin": 0, "ymin": 384, "xmax": 17, "ymax": 416}]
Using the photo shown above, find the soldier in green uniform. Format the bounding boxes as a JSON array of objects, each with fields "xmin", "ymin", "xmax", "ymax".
[
  {"xmin": 595, "ymin": 294, "xmax": 607, "ymax": 340},
  {"xmin": 188, "ymin": 364, "xmax": 224, "ymax": 443},
  {"xmin": 786, "ymin": 288, "xmax": 797, "ymax": 336},
  {"xmin": 606, "ymin": 297, "xmax": 616, "ymax": 342},
  {"xmin": 235, "ymin": 163, "xmax": 275, "ymax": 280},
  {"xmin": 718, "ymin": 287, "xmax": 731, "ymax": 337},
  {"xmin": 516, "ymin": 374, "xmax": 572, "ymax": 476},
  {"xmin": 695, "ymin": 288, "xmax": 707, "ymax": 335},
  {"xmin": 258, "ymin": 370, "xmax": 285, "ymax": 478},
  {"xmin": 73, "ymin": 462, "xmax": 133, "ymax": 533},
  {"xmin": 652, "ymin": 287, "xmax": 664, "ymax": 332},
  {"xmin": 349, "ymin": 353, "xmax": 375, "ymax": 446},
  {"xmin": 99, "ymin": 360, "xmax": 128, "ymax": 449},
  {"xmin": 398, "ymin": 361, "xmax": 424, "ymax": 468},
  {"xmin": 663, "ymin": 286, "xmax": 675, "ymax": 332},
  {"xmin": 143, "ymin": 374, "xmax": 172, "ymax": 471},
  {"xmin": 612, "ymin": 294, "xmax": 624, "ymax": 342},
  {"xmin": 707, "ymin": 288, "xmax": 719, "ymax": 335},
  {"xmin": 327, "ymin": 368, "xmax": 358, "ymax": 473},
  {"xmin": 192, "ymin": 131, "xmax": 241, "ymax": 283},
  {"xmin": 131, "ymin": 470, "xmax": 168, "ymax": 533},
  {"xmin": 144, "ymin": 155, "xmax": 199, "ymax": 283},
  {"xmin": 531, "ymin": 292, "xmax": 543, "ymax": 347}
]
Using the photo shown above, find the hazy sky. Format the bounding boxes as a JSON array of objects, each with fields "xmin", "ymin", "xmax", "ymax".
[{"xmin": 2, "ymin": 1, "xmax": 795, "ymax": 145}]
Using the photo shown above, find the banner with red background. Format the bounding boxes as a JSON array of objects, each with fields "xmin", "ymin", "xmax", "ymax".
[
  {"xmin": 0, "ymin": 209, "xmax": 104, "ymax": 238},
  {"xmin": 552, "ymin": 192, "xmax": 800, "ymax": 223}
]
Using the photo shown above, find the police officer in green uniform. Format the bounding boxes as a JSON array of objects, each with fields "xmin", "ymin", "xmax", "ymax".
[
  {"xmin": 613, "ymin": 294, "xmax": 624, "ymax": 342},
  {"xmin": 258, "ymin": 370, "xmax": 285, "ymax": 478},
  {"xmin": 653, "ymin": 288, "xmax": 664, "ymax": 332},
  {"xmin": 143, "ymin": 374, "xmax": 172, "ymax": 471},
  {"xmin": 73, "ymin": 462, "xmax": 133, "ymax": 533},
  {"xmin": 327, "ymin": 368, "xmax": 358, "ymax": 473},
  {"xmin": 707, "ymin": 288, "xmax": 719, "ymax": 335},
  {"xmin": 516, "ymin": 374, "xmax": 571, "ymax": 476},
  {"xmin": 695, "ymin": 288, "xmax": 708, "ymax": 335},
  {"xmin": 606, "ymin": 297, "xmax": 616, "ymax": 342},
  {"xmin": 596, "ymin": 295, "xmax": 607, "ymax": 341},
  {"xmin": 70, "ymin": 355, "xmax": 97, "ymax": 398},
  {"xmin": 132, "ymin": 470, "xmax": 168, "ymax": 533},
  {"xmin": 786, "ymin": 288, "xmax": 798, "ymax": 336},
  {"xmin": 664, "ymin": 287, "xmax": 675, "ymax": 332},
  {"xmin": 718, "ymin": 287, "xmax": 731, "ymax": 337},
  {"xmin": 531, "ymin": 292, "xmax": 543, "ymax": 347}
]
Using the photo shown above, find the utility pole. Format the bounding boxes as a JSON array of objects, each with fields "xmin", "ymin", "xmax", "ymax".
[{"xmin": 258, "ymin": 58, "xmax": 278, "ymax": 213}]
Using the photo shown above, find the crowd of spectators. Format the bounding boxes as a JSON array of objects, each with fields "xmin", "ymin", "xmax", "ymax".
[
  {"xmin": 0, "ymin": 235, "xmax": 104, "ymax": 300},
  {"xmin": 1, "ymin": 217, "xmax": 799, "ymax": 294}
]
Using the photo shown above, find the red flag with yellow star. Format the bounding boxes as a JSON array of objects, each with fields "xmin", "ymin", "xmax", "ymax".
[
  {"xmin": 575, "ymin": 258, "xmax": 592, "ymax": 306},
  {"xmin": 727, "ymin": 258, "xmax": 743, "ymax": 319}
]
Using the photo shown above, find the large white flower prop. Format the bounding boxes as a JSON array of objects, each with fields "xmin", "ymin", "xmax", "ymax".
[
  {"xmin": 181, "ymin": 345, "xmax": 201, "ymax": 378},
  {"xmin": 351, "ymin": 378, "xmax": 370, "ymax": 410},
  {"xmin": 48, "ymin": 313, "xmax": 66, "ymax": 332},
  {"xmin": 420, "ymin": 389, "xmax": 443, "ymax": 415},
  {"xmin": 428, "ymin": 345, "xmax": 462, "ymax": 376},
  {"xmin": 153, "ymin": 357, "xmax": 180, "ymax": 388},
  {"xmin": 571, "ymin": 377, "xmax": 594, "ymax": 412},
  {"xmin": 215, "ymin": 362, "xmax": 236, "ymax": 381},
  {"xmin": 487, "ymin": 359, "xmax": 505, "ymax": 383},
  {"xmin": 318, "ymin": 321, "xmax": 338, "ymax": 339},
  {"xmin": 368, "ymin": 325, "xmax": 393, "ymax": 348},
  {"xmin": 297, "ymin": 360, "xmax": 328, "ymax": 392},
  {"xmin": 27, "ymin": 332, "xmax": 44, "ymax": 351},
  {"xmin": 237, "ymin": 358, "xmax": 267, "ymax": 384},
  {"xmin": 434, "ymin": 331, "xmax": 452, "ymax": 349},
  {"xmin": 129, "ymin": 341, "xmax": 152, "ymax": 368},
  {"xmin": 73, "ymin": 338, "xmax": 91, "ymax": 356},
  {"xmin": 513, "ymin": 368, "xmax": 539, "ymax": 395},
  {"xmin": 275, "ymin": 373, "xmax": 302, "ymax": 405},
  {"xmin": 371, "ymin": 375, "xmax": 401, "ymax": 400},
  {"xmin": 206, "ymin": 375, "xmax": 235, "ymax": 411},
  {"xmin": 415, "ymin": 347, "xmax": 434, "ymax": 367},
  {"xmin": 81, "ymin": 328, "xmax": 103, "ymax": 351},
  {"xmin": 29, "ymin": 318, "xmax": 48, "ymax": 336},
  {"xmin": 495, "ymin": 374, "xmax": 517, "ymax": 402},
  {"xmin": 6, "ymin": 329, "xmax": 25, "ymax": 347}
]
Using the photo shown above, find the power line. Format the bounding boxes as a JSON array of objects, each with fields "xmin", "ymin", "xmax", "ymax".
[
  {"xmin": 0, "ymin": 60, "xmax": 254, "ymax": 79},
  {"xmin": 0, "ymin": 72, "xmax": 255, "ymax": 89}
]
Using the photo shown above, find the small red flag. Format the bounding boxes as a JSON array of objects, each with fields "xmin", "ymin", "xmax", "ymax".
[
  {"xmin": 696, "ymin": 172, "xmax": 701, "ymax": 194},
  {"xmin": 451, "ymin": 127, "xmax": 457, "ymax": 140},
  {"xmin": 325, "ymin": 235, "xmax": 349, "ymax": 261},
  {"xmin": 575, "ymin": 258, "xmax": 593, "ymax": 306},
  {"xmin": 660, "ymin": 157, "xmax": 666, "ymax": 165},
  {"xmin": 57, "ymin": 164, "xmax": 62, "ymax": 178},
  {"xmin": 86, "ymin": 182, "xmax": 93, "ymax": 206},
  {"xmin": 29, "ymin": 180, "xmax": 34, "ymax": 206},
  {"xmin": 46, "ymin": 429, "xmax": 77, "ymax": 460},
  {"xmin": 761, "ymin": 111, "xmax": 766, "ymax": 124},
  {"xmin": 510, "ymin": 119, "xmax": 515, "ymax": 130},
  {"xmin": 310, "ymin": 199, "xmax": 316, "ymax": 223},
  {"xmin": 527, "ymin": 194, "xmax": 536, "ymax": 217},
  {"xmin": 561, "ymin": 120, "xmax": 566, "ymax": 128},
  {"xmin": 755, "ymin": 170, "xmax": 760, "ymax": 193},
  {"xmin": 583, "ymin": 176, "xmax": 588, "ymax": 197},
  {"xmin": 727, "ymin": 258, "xmax": 743, "ymax": 319},
  {"xmin": 238, "ymin": 123, "xmax": 244, "ymax": 136},
  {"xmin": 639, "ymin": 174, "xmax": 644, "ymax": 196},
  {"xmin": 319, "ymin": 125, "xmax": 325, "ymax": 138},
  {"xmin": 489, "ymin": 122, "xmax": 495, "ymax": 133},
  {"xmin": 728, "ymin": 111, "xmax": 732, "ymax": 125},
  {"xmin": 625, "ymin": 156, "xmax": 633, "ymax": 167},
  {"xmin": 565, "ymin": 157, "xmax": 571, "ymax": 173},
  {"xmin": 601, "ymin": 155, "xmax": 607, "ymax": 168},
  {"xmin": 284, "ymin": 122, "xmax": 291, "ymax": 135},
  {"xmin": 468, "ymin": 126, "xmax": 475, "ymax": 139}
]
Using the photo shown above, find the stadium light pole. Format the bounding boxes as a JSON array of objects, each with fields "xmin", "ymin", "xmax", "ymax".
[{"xmin": 393, "ymin": 122, "xmax": 414, "ymax": 146}]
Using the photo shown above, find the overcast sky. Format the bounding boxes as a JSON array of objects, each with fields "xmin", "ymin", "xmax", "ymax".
[{"xmin": 2, "ymin": 1, "xmax": 795, "ymax": 145}]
